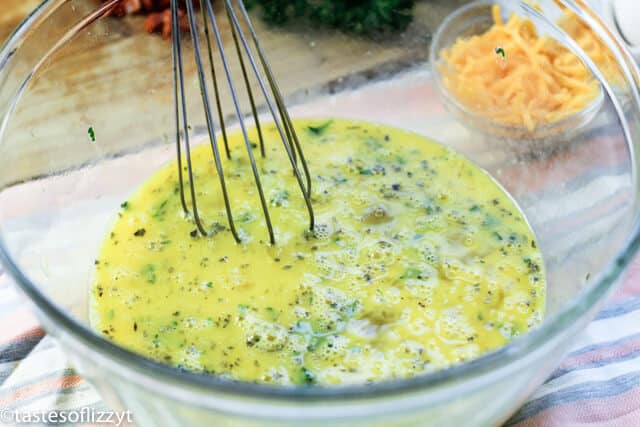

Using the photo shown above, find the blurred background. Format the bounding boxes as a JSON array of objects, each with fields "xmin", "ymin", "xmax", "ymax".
[{"xmin": 0, "ymin": 1, "xmax": 42, "ymax": 42}]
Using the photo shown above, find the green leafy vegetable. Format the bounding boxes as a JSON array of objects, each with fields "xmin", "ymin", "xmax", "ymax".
[{"xmin": 246, "ymin": 0, "xmax": 415, "ymax": 36}]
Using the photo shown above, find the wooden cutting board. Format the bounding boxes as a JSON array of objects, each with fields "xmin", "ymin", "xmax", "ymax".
[
  {"xmin": 0, "ymin": 0, "xmax": 467, "ymax": 184},
  {"xmin": 0, "ymin": 0, "xmax": 41, "ymax": 44}
]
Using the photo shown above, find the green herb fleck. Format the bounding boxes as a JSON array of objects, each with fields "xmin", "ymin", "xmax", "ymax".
[
  {"xmin": 495, "ymin": 46, "xmax": 506, "ymax": 59},
  {"xmin": 341, "ymin": 301, "xmax": 360, "ymax": 318},
  {"xmin": 142, "ymin": 264, "xmax": 156, "ymax": 284},
  {"xmin": 239, "ymin": 211, "xmax": 254, "ymax": 223},
  {"xmin": 401, "ymin": 267, "xmax": 422, "ymax": 280},
  {"xmin": 523, "ymin": 258, "xmax": 540, "ymax": 274},
  {"xmin": 366, "ymin": 138, "xmax": 384, "ymax": 151},
  {"xmin": 332, "ymin": 174, "xmax": 348, "ymax": 185},
  {"xmin": 395, "ymin": 155, "xmax": 407, "ymax": 165},
  {"xmin": 88, "ymin": 127, "xmax": 96, "ymax": 142},
  {"xmin": 210, "ymin": 222, "xmax": 226, "ymax": 235},
  {"xmin": 292, "ymin": 320, "xmax": 313, "ymax": 335},
  {"xmin": 307, "ymin": 335, "xmax": 326, "ymax": 352},
  {"xmin": 270, "ymin": 190, "xmax": 290, "ymax": 207},
  {"xmin": 246, "ymin": 335, "xmax": 261, "ymax": 347},
  {"xmin": 265, "ymin": 306, "xmax": 279, "ymax": 321},
  {"xmin": 483, "ymin": 215, "xmax": 499, "ymax": 227},
  {"xmin": 120, "ymin": 201, "xmax": 129, "ymax": 210},
  {"xmin": 152, "ymin": 200, "xmax": 169, "ymax": 220},
  {"xmin": 424, "ymin": 198, "xmax": 441, "ymax": 215},
  {"xmin": 307, "ymin": 120, "xmax": 333, "ymax": 136},
  {"xmin": 300, "ymin": 367, "xmax": 316, "ymax": 385}
]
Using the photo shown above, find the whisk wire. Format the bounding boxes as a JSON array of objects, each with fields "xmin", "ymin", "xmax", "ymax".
[
  {"xmin": 171, "ymin": 0, "xmax": 207, "ymax": 235},
  {"xmin": 200, "ymin": 4, "xmax": 231, "ymax": 160},
  {"xmin": 170, "ymin": 2, "xmax": 188, "ymax": 214},
  {"xmin": 172, "ymin": 0, "xmax": 315, "ymax": 244},
  {"xmin": 225, "ymin": 5, "xmax": 266, "ymax": 158},
  {"xmin": 235, "ymin": 1, "xmax": 313, "ymax": 198},
  {"xmin": 184, "ymin": 0, "xmax": 241, "ymax": 241},
  {"xmin": 201, "ymin": 0, "xmax": 276, "ymax": 244},
  {"xmin": 225, "ymin": 0, "xmax": 314, "ymax": 229}
]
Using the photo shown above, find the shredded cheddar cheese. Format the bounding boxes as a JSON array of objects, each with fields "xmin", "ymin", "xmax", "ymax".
[
  {"xmin": 557, "ymin": 10, "xmax": 622, "ymax": 86},
  {"xmin": 439, "ymin": 5, "xmax": 617, "ymax": 131}
]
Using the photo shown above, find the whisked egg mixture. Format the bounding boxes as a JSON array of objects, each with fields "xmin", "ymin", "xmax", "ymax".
[{"xmin": 91, "ymin": 119, "xmax": 545, "ymax": 385}]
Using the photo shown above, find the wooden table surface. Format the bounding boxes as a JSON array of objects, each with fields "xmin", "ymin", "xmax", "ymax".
[{"xmin": 0, "ymin": 0, "xmax": 41, "ymax": 44}]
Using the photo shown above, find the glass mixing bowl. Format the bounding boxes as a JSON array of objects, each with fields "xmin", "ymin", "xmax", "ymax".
[{"xmin": 0, "ymin": 0, "xmax": 639, "ymax": 426}]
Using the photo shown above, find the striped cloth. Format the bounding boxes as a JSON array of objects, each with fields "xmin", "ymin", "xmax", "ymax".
[{"xmin": 0, "ymin": 258, "xmax": 639, "ymax": 426}]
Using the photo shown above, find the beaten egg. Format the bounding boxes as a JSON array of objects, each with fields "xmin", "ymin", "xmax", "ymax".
[{"xmin": 91, "ymin": 119, "xmax": 545, "ymax": 385}]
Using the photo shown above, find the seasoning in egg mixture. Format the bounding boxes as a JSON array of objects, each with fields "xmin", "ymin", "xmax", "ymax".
[{"xmin": 91, "ymin": 118, "xmax": 546, "ymax": 385}]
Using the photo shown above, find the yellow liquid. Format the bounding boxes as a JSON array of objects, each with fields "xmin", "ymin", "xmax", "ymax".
[{"xmin": 91, "ymin": 119, "xmax": 545, "ymax": 385}]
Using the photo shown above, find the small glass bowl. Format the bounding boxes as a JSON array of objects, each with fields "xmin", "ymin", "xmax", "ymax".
[{"xmin": 429, "ymin": 0, "xmax": 604, "ymax": 151}]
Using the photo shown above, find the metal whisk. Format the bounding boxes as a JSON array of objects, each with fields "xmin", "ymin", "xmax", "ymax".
[{"xmin": 170, "ymin": 0, "xmax": 314, "ymax": 245}]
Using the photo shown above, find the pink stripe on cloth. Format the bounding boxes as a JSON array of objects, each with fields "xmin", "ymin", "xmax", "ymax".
[
  {"xmin": 0, "ymin": 374, "xmax": 83, "ymax": 407},
  {"xmin": 613, "ymin": 256, "xmax": 640, "ymax": 301},
  {"xmin": 557, "ymin": 335, "xmax": 640, "ymax": 373},
  {"xmin": 512, "ymin": 386, "xmax": 640, "ymax": 427},
  {"xmin": 0, "ymin": 308, "xmax": 41, "ymax": 345}
]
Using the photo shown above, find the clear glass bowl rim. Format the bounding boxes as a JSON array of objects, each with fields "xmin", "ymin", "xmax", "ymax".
[{"xmin": 0, "ymin": 0, "xmax": 637, "ymax": 403}]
